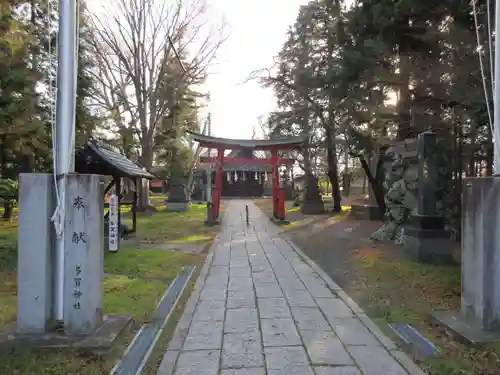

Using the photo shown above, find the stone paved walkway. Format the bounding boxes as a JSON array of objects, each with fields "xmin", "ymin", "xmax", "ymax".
[{"xmin": 158, "ymin": 201, "xmax": 425, "ymax": 375}]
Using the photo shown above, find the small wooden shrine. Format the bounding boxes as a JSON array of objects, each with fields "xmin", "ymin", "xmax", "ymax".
[
  {"xmin": 196, "ymin": 147, "xmax": 274, "ymax": 197},
  {"xmin": 75, "ymin": 138, "xmax": 155, "ymax": 236},
  {"xmin": 189, "ymin": 132, "xmax": 308, "ymax": 221}
]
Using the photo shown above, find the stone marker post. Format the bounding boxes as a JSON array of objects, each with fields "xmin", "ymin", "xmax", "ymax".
[
  {"xmin": 166, "ymin": 177, "xmax": 190, "ymax": 212},
  {"xmin": 461, "ymin": 178, "xmax": 500, "ymax": 330},
  {"xmin": 403, "ymin": 131, "xmax": 453, "ymax": 263},
  {"xmin": 63, "ymin": 174, "xmax": 104, "ymax": 335},
  {"xmin": 417, "ymin": 131, "xmax": 439, "ymax": 216},
  {"xmin": 299, "ymin": 174, "xmax": 325, "ymax": 214},
  {"xmin": 433, "ymin": 177, "xmax": 500, "ymax": 343},
  {"xmin": 17, "ymin": 173, "xmax": 55, "ymax": 334}
]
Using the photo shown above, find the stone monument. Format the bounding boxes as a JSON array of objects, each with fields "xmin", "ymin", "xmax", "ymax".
[
  {"xmin": 370, "ymin": 131, "xmax": 454, "ymax": 263},
  {"xmin": 280, "ymin": 171, "xmax": 294, "ymax": 201},
  {"xmin": 17, "ymin": 174, "xmax": 55, "ymax": 334},
  {"xmin": 433, "ymin": 177, "xmax": 500, "ymax": 343},
  {"xmin": 402, "ymin": 131, "xmax": 454, "ymax": 263},
  {"xmin": 300, "ymin": 174, "xmax": 325, "ymax": 214},
  {"xmin": 166, "ymin": 177, "xmax": 190, "ymax": 212},
  {"xmin": 10, "ymin": 173, "xmax": 131, "ymax": 350},
  {"xmin": 62, "ymin": 174, "xmax": 104, "ymax": 334}
]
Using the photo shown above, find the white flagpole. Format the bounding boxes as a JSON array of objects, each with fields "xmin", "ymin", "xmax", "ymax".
[
  {"xmin": 494, "ymin": 0, "xmax": 500, "ymax": 173},
  {"xmin": 53, "ymin": 0, "xmax": 78, "ymax": 323}
]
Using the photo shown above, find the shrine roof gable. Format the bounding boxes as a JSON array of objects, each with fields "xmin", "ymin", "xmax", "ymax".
[{"xmin": 75, "ymin": 139, "xmax": 155, "ymax": 180}]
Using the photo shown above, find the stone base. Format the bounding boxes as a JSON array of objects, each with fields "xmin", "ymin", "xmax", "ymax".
[
  {"xmin": 204, "ymin": 218, "xmax": 221, "ymax": 226},
  {"xmin": 403, "ymin": 215, "xmax": 455, "ymax": 264},
  {"xmin": 403, "ymin": 232, "xmax": 455, "ymax": 264},
  {"xmin": 270, "ymin": 216, "xmax": 290, "ymax": 225},
  {"xmin": 432, "ymin": 311, "xmax": 500, "ymax": 345},
  {"xmin": 350, "ymin": 204, "xmax": 384, "ymax": 221},
  {"xmin": 0, "ymin": 314, "xmax": 132, "ymax": 355},
  {"xmin": 165, "ymin": 201, "xmax": 190, "ymax": 212},
  {"xmin": 300, "ymin": 200, "xmax": 325, "ymax": 214}
]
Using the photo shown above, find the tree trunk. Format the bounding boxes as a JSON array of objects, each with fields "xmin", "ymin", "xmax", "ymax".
[
  {"xmin": 358, "ymin": 156, "xmax": 386, "ymax": 214},
  {"xmin": 3, "ymin": 200, "xmax": 13, "ymax": 220},
  {"xmin": 325, "ymin": 128, "xmax": 341, "ymax": 212},
  {"xmin": 138, "ymin": 139, "xmax": 153, "ymax": 211},
  {"xmin": 137, "ymin": 179, "xmax": 151, "ymax": 211},
  {"xmin": 324, "ymin": 1, "xmax": 342, "ymax": 213}
]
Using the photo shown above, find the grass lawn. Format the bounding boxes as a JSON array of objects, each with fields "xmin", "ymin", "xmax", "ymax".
[
  {"xmin": 0, "ymin": 198, "xmax": 218, "ymax": 375},
  {"xmin": 253, "ymin": 197, "xmax": 351, "ymax": 232},
  {"xmin": 352, "ymin": 246, "xmax": 500, "ymax": 375},
  {"xmin": 123, "ymin": 204, "xmax": 215, "ymax": 244}
]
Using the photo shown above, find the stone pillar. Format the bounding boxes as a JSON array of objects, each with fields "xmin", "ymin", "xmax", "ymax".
[
  {"xmin": 299, "ymin": 174, "xmax": 325, "ymax": 214},
  {"xmin": 17, "ymin": 173, "xmax": 55, "ymax": 334},
  {"xmin": 166, "ymin": 177, "xmax": 189, "ymax": 212},
  {"xmin": 63, "ymin": 174, "xmax": 104, "ymax": 335},
  {"xmin": 433, "ymin": 177, "xmax": 500, "ymax": 343},
  {"xmin": 402, "ymin": 131, "xmax": 453, "ymax": 263},
  {"xmin": 461, "ymin": 178, "xmax": 500, "ymax": 329},
  {"xmin": 417, "ymin": 131, "xmax": 438, "ymax": 216}
]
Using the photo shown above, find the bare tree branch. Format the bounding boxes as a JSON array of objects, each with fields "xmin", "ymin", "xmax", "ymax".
[{"xmin": 88, "ymin": 0, "xmax": 226, "ymax": 173}]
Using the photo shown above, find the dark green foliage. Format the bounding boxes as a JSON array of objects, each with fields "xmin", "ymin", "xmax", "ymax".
[{"xmin": 265, "ymin": 0, "xmax": 494, "ymax": 217}]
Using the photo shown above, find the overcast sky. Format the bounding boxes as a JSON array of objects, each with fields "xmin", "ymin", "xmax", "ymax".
[
  {"xmin": 87, "ymin": 0, "xmax": 311, "ymax": 140},
  {"xmin": 200, "ymin": 0, "xmax": 310, "ymax": 139}
]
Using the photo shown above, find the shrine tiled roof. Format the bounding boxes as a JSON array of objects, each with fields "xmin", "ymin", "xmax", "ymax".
[{"xmin": 76, "ymin": 139, "xmax": 155, "ymax": 179}]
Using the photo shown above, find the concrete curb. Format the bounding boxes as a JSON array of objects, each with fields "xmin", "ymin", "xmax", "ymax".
[{"xmin": 278, "ymin": 230, "xmax": 427, "ymax": 375}]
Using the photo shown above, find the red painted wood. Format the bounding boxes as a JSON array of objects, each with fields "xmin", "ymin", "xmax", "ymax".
[
  {"xmin": 200, "ymin": 156, "xmax": 294, "ymax": 165},
  {"xmin": 214, "ymin": 148, "xmax": 225, "ymax": 218},
  {"xmin": 271, "ymin": 151, "xmax": 278, "ymax": 218},
  {"xmin": 278, "ymin": 189, "xmax": 285, "ymax": 220}
]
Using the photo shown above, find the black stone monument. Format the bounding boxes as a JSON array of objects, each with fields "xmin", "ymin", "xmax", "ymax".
[
  {"xmin": 300, "ymin": 174, "xmax": 325, "ymax": 214},
  {"xmin": 166, "ymin": 177, "xmax": 190, "ymax": 212},
  {"xmin": 402, "ymin": 131, "xmax": 454, "ymax": 263}
]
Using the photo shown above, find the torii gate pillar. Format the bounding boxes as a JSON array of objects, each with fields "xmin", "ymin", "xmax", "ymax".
[
  {"xmin": 212, "ymin": 147, "xmax": 224, "ymax": 220},
  {"xmin": 271, "ymin": 150, "xmax": 285, "ymax": 221}
]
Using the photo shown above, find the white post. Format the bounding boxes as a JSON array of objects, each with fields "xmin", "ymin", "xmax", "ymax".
[
  {"xmin": 54, "ymin": 0, "xmax": 78, "ymax": 322},
  {"xmin": 108, "ymin": 194, "xmax": 119, "ymax": 252},
  {"xmin": 494, "ymin": 0, "xmax": 500, "ymax": 173}
]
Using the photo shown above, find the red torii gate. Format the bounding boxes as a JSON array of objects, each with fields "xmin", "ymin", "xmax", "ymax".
[{"xmin": 189, "ymin": 132, "xmax": 309, "ymax": 221}]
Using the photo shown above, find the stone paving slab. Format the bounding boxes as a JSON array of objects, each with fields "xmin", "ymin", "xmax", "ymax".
[{"xmin": 157, "ymin": 200, "xmax": 426, "ymax": 375}]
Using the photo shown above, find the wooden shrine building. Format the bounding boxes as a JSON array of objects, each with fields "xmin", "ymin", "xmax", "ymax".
[
  {"xmin": 190, "ymin": 132, "xmax": 308, "ymax": 221},
  {"xmin": 197, "ymin": 147, "xmax": 273, "ymax": 197},
  {"xmin": 75, "ymin": 138, "xmax": 155, "ymax": 237}
]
